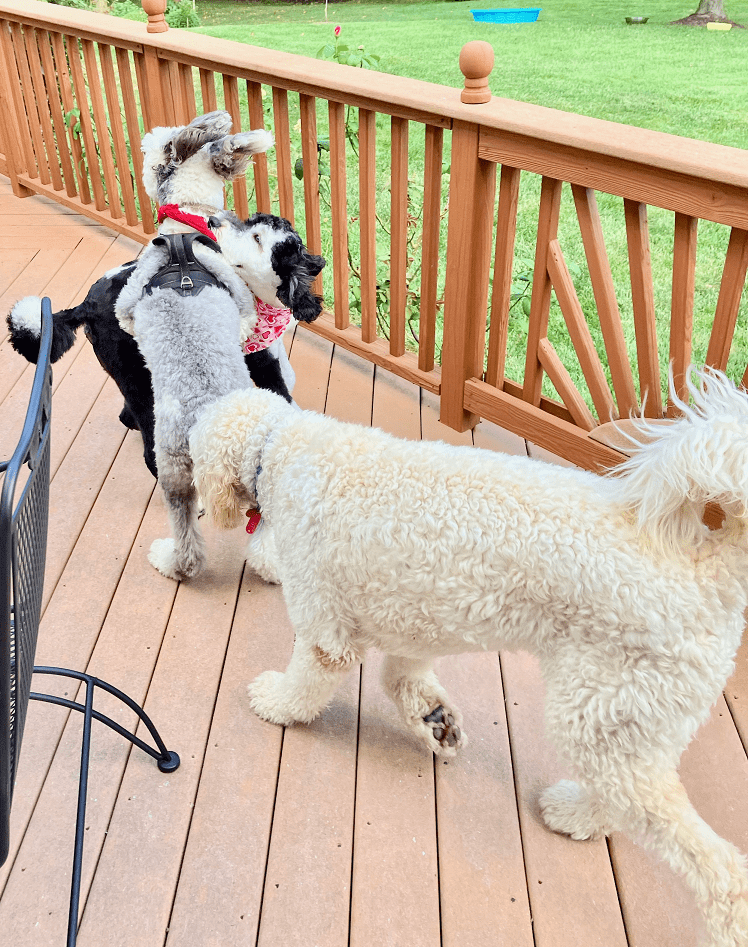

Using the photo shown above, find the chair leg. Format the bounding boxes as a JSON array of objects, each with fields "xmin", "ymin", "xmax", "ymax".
[{"xmin": 29, "ymin": 668, "xmax": 180, "ymax": 946}]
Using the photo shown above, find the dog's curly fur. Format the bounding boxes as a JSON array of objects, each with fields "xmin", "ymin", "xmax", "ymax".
[{"xmin": 190, "ymin": 370, "xmax": 748, "ymax": 947}]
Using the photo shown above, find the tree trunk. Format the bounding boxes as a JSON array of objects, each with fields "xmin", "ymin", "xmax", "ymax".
[
  {"xmin": 692, "ymin": 0, "xmax": 727, "ymax": 14},
  {"xmin": 671, "ymin": 0, "xmax": 743, "ymax": 26}
]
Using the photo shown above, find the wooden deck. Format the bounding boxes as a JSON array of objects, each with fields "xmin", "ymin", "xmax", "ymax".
[{"xmin": 0, "ymin": 175, "xmax": 747, "ymax": 947}]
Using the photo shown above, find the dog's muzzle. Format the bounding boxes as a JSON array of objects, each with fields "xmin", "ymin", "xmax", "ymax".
[{"xmin": 143, "ymin": 233, "xmax": 227, "ymax": 298}]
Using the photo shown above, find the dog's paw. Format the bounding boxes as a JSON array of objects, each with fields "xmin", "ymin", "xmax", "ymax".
[
  {"xmin": 422, "ymin": 704, "xmax": 466, "ymax": 757},
  {"xmin": 539, "ymin": 780, "xmax": 604, "ymax": 841},
  {"xmin": 147, "ymin": 537, "xmax": 204, "ymax": 581},
  {"xmin": 248, "ymin": 671, "xmax": 303, "ymax": 725}
]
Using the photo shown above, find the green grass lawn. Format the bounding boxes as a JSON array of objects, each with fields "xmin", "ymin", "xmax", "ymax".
[
  {"xmin": 189, "ymin": 0, "xmax": 748, "ymax": 404},
  {"xmin": 196, "ymin": 0, "xmax": 748, "ymax": 148}
]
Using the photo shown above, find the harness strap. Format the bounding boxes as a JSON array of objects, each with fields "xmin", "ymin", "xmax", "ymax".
[{"xmin": 144, "ymin": 233, "xmax": 227, "ymax": 298}]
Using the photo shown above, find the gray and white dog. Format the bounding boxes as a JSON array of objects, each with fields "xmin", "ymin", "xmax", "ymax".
[
  {"xmin": 115, "ymin": 234, "xmax": 257, "ymax": 581},
  {"xmin": 114, "ymin": 111, "xmax": 274, "ymax": 581}
]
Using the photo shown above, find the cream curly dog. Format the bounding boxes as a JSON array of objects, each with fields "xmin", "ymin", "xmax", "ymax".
[{"xmin": 190, "ymin": 370, "xmax": 748, "ymax": 947}]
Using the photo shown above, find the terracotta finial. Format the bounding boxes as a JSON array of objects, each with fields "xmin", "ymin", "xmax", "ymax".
[
  {"xmin": 459, "ymin": 41, "xmax": 494, "ymax": 104},
  {"xmin": 142, "ymin": 0, "xmax": 169, "ymax": 33}
]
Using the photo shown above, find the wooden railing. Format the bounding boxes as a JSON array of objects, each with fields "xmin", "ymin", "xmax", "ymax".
[{"xmin": 1, "ymin": 0, "xmax": 747, "ymax": 472}]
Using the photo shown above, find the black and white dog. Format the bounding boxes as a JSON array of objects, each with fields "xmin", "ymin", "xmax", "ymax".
[{"xmin": 6, "ymin": 111, "xmax": 324, "ymax": 477}]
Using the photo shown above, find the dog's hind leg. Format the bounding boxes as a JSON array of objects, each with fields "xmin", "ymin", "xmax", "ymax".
[
  {"xmin": 248, "ymin": 631, "xmax": 360, "ymax": 726},
  {"xmin": 544, "ymin": 768, "xmax": 748, "ymax": 946},
  {"xmin": 382, "ymin": 655, "xmax": 466, "ymax": 757},
  {"xmin": 148, "ymin": 454, "xmax": 206, "ymax": 580},
  {"xmin": 623, "ymin": 770, "xmax": 748, "ymax": 947}
]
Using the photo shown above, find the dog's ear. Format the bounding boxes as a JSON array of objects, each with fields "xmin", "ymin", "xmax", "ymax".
[
  {"xmin": 279, "ymin": 258, "xmax": 326, "ymax": 323},
  {"xmin": 287, "ymin": 285, "xmax": 324, "ymax": 323},
  {"xmin": 187, "ymin": 110, "xmax": 233, "ymax": 137},
  {"xmin": 208, "ymin": 130, "xmax": 274, "ymax": 182}
]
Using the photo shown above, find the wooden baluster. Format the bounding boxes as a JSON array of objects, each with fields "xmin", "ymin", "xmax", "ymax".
[
  {"xmin": 179, "ymin": 63, "xmax": 197, "ymax": 124},
  {"xmin": 0, "ymin": 20, "xmax": 33, "ymax": 196},
  {"xmin": 10, "ymin": 24, "xmax": 47, "ymax": 184},
  {"xmin": 669, "ymin": 212, "xmax": 698, "ymax": 413},
  {"xmin": 247, "ymin": 80, "xmax": 270, "ymax": 213},
  {"xmin": 81, "ymin": 38, "xmax": 122, "ymax": 219},
  {"xmin": 159, "ymin": 57, "xmax": 176, "ymax": 125},
  {"xmin": 66, "ymin": 34, "xmax": 106, "ymax": 210},
  {"xmin": 52, "ymin": 32, "xmax": 90, "ymax": 203},
  {"xmin": 223, "ymin": 74, "xmax": 248, "ymax": 218},
  {"xmin": 537, "ymin": 338, "xmax": 596, "ymax": 430},
  {"xmin": 100, "ymin": 43, "xmax": 138, "ymax": 225},
  {"xmin": 705, "ymin": 227, "xmax": 748, "ymax": 371},
  {"xmin": 37, "ymin": 30, "xmax": 77, "ymax": 198},
  {"xmin": 199, "ymin": 69, "xmax": 217, "ymax": 113},
  {"xmin": 572, "ymin": 184, "xmax": 637, "ymax": 416},
  {"xmin": 136, "ymin": 48, "xmax": 166, "ymax": 131},
  {"xmin": 116, "ymin": 47, "xmax": 155, "ymax": 233},
  {"xmin": 389, "ymin": 116, "xmax": 409, "ymax": 358},
  {"xmin": 418, "ymin": 124, "xmax": 444, "ymax": 374},
  {"xmin": 359, "ymin": 107, "xmax": 377, "ymax": 343},
  {"xmin": 485, "ymin": 164, "xmax": 520, "ymax": 388},
  {"xmin": 547, "ymin": 238, "xmax": 617, "ymax": 421},
  {"xmin": 168, "ymin": 60, "xmax": 188, "ymax": 124},
  {"xmin": 328, "ymin": 100, "xmax": 349, "ymax": 329},
  {"xmin": 1, "ymin": 22, "xmax": 35, "ymax": 176},
  {"xmin": 142, "ymin": 0, "xmax": 168, "ymax": 33},
  {"xmin": 441, "ymin": 120, "xmax": 496, "ymax": 431},
  {"xmin": 25, "ymin": 28, "xmax": 62, "ymax": 190},
  {"xmin": 272, "ymin": 87, "xmax": 294, "ymax": 225},
  {"xmin": 624, "ymin": 199, "xmax": 662, "ymax": 417},
  {"xmin": 523, "ymin": 176, "xmax": 562, "ymax": 407},
  {"xmin": 300, "ymin": 93, "xmax": 323, "ymax": 298}
]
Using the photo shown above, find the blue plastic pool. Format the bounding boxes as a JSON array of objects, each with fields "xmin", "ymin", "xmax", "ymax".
[{"xmin": 471, "ymin": 8, "xmax": 541, "ymax": 22}]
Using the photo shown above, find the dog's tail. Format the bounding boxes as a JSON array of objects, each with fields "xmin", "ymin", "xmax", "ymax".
[
  {"xmin": 607, "ymin": 368, "xmax": 748, "ymax": 555},
  {"xmin": 7, "ymin": 296, "xmax": 81, "ymax": 364}
]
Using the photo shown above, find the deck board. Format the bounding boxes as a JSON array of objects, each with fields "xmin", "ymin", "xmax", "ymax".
[{"xmin": 0, "ymin": 179, "xmax": 746, "ymax": 947}]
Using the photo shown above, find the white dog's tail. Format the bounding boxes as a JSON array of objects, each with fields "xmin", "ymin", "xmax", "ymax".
[{"xmin": 607, "ymin": 368, "xmax": 748, "ymax": 555}]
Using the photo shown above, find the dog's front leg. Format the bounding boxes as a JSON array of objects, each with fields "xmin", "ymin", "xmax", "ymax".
[
  {"xmin": 381, "ymin": 655, "xmax": 466, "ymax": 757},
  {"xmin": 248, "ymin": 630, "xmax": 359, "ymax": 726},
  {"xmin": 149, "ymin": 452, "xmax": 206, "ymax": 580},
  {"xmin": 245, "ymin": 521, "xmax": 280, "ymax": 584}
]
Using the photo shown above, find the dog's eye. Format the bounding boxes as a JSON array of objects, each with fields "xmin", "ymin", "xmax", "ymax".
[{"xmin": 253, "ymin": 233, "xmax": 262, "ymax": 247}]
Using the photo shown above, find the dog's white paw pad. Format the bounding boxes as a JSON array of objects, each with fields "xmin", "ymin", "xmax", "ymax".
[{"xmin": 424, "ymin": 704, "xmax": 463, "ymax": 751}]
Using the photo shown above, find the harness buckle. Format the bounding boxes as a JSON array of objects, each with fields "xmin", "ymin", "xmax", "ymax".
[{"xmin": 180, "ymin": 274, "xmax": 194, "ymax": 290}]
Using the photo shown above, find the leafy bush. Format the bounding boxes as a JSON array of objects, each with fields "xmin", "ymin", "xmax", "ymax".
[
  {"xmin": 166, "ymin": 0, "xmax": 201, "ymax": 28},
  {"xmin": 110, "ymin": 0, "xmax": 147, "ymax": 21}
]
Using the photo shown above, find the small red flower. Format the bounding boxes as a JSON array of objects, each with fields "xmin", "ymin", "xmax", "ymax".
[{"xmin": 334, "ymin": 24, "xmax": 341, "ymax": 36}]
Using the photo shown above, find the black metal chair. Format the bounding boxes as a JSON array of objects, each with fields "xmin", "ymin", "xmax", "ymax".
[{"xmin": 0, "ymin": 298, "xmax": 179, "ymax": 947}]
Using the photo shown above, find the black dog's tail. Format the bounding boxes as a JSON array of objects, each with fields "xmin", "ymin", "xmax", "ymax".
[
  {"xmin": 7, "ymin": 295, "xmax": 82, "ymax": 364},
  {"xmin": 6, "ymin": 260, "xmax": 138, "ymax": 365}
]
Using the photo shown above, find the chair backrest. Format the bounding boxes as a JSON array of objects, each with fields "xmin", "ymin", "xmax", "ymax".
[{"xmin": 0, "ymin": 299, "xmax": 52, "ymax": 866}]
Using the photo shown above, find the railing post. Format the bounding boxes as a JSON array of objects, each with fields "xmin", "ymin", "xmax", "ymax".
[{"xmin": 440, "ymin": 42, "xmax": 496, "ymax": 431}]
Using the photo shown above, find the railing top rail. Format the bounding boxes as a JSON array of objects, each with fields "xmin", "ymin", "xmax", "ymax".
[{"xmin": 2, "ymin": 0, "xmax": 747, "ymax": 192}]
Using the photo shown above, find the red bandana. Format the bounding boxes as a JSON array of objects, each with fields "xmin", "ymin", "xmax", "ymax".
[{"xmin": 157, "ymin": 204, "xmax": 217, "ymax": 241}]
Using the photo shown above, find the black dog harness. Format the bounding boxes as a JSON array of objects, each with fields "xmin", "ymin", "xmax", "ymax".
[{"xmin": 143, "ymin": 232, "xmax": 227, "ymax": 297}]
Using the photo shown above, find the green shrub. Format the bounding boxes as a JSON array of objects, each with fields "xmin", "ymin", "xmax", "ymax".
[
  {"xmin": 110, "ymin": 0, "xmax": 147, "ymax": 20},
  {"xmin": 166, "ymin": 0, "xmax": 201, "ymax": 28}
]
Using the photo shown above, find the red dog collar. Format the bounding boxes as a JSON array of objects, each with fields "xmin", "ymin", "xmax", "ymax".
[{"xmin": 157, "ymin": 204, "xmax": 217, "ymax": 241}]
